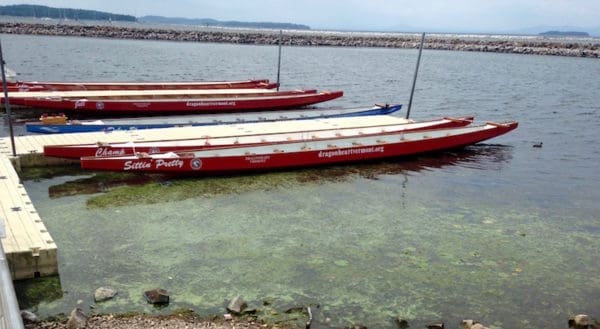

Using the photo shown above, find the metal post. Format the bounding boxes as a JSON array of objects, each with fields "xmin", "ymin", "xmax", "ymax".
[
  {"xmin": 406, "ymin": 32, "xmax": 425, "ymax": 119},
  {"xmin": 276, "ymin": 30, "xmax": 283, "ymax": 91},
  {"xmin": 0, "ymin": 38, "xmax": 17, "ymax": 157}
]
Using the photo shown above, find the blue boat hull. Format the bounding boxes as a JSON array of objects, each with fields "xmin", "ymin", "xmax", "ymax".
[{"xmin": 26, "ymin": 104, "xmax": 402, "ymax": 134}]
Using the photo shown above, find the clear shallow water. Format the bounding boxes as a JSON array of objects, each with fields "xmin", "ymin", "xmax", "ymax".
[{"xmin": 2, "ymin": 34, "xmax": 600, "ymax": 328}]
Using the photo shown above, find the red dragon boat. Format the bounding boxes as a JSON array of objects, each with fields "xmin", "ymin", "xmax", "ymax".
[
  {"xmin": 44, "ymin": 116, "xmax": 474, "ymax": 159},
  {"xmin": 6, "ymin": 78, "xmax": 277, "ymax": 92},
  {"xmin": 5, "ymin": 90, "xmax": 344, "ymax": 115},
  {"xmin": 79, "ymin": 121, "xmax": 518, "ymax": 173}
]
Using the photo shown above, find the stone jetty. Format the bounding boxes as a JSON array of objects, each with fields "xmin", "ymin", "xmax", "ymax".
[{"xmin": 1, "ymin": 22, "xmax": 599, "ymax": 58}]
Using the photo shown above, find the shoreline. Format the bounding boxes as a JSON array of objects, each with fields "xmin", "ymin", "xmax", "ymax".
[{"xmin": 1, "ymin": 22, "xmax": 599, "ymax": 58}]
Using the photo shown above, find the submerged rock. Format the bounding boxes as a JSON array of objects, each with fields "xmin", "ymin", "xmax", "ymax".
[
  {"xmin": 66, "ymin": 308, "xmax": 87, "ymax": 329},
  {"xmin": 94, "ymin": 286, "xmax": 118, "ymax": 302},
  {"xmin": 144, "ymin": 288, "xmax": 170, "ymax": 304},
  {"xmin": 227, "ymin": 295, "xmax": 248, "ymax": 314},
  {"xmin": 427, "ymin": 322, "xmax": 444, "ymax": 329},
  {"xmin": 394, "ymin": 318, "xmax": 409, "ymax": 329}
]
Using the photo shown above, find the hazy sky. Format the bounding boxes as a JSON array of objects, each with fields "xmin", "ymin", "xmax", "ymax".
[{"xmin": 1, "ymin": 0, "xmax": 599, "ymax": 32}]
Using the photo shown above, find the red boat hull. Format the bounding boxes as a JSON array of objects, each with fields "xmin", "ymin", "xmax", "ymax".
[
  {"xmin": 80, "ymin": 122, "xmax": 518, "ymax": 173},
  {"xmin": 9, "ymin": 90, "xmax": 343, "ymax": 114},
  {"xmin": 44, "ymin": 116, "xmax": 474, "ymax": 159},
  {"xmin": 6, "ymin": 79, "xmax": 277, "ymax": 92}
]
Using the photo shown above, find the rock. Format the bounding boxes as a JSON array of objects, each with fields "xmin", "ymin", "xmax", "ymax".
[
  {"xmin": 66, "ymin": 308, "xmax": 87, "ymax": 329},
  {"xmin": 394, "ymin": 318, "xmax": 409, "ymax": 329},
  {"xmin": 20, "ymin": 310, "xmax": 39, "ymax": 323},
  {"xmin": 460, "ymin": 319, "xmax": 474, "ymax": 329},
  {"xmin": 427, "ymin": 323, "xmax": 444, "ymax": 329},
  {"xmin": 471, "ymin": 324, "xmax": 489, "ymax": 329},
  {"xmin": 569, "ymin": 314, "xmax": 590, "ymax": 329},
  {"xmin": 144, "ymin": 288, "xmax": 169, "ymax": 304},
  {"xmin": 227, "ymin": 295, "xmax": 247, "ymax": 314},
  {"xmin": 94, "ymin": 286, "xmax": 117, "ymax": 302}
]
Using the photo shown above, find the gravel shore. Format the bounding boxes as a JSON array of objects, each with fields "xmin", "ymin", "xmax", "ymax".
[
  {"xmin": 24, "ymin": 314, "xmax": 267, "ymax": 329},
  {"xmin": 1, "ymin": 21, "xmax": 599, "ymax": 58}
]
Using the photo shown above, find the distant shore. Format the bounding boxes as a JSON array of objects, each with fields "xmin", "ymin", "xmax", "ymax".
[{"xmin": 1, "ymin": 21, "xmax": 599, "ymax": 58}]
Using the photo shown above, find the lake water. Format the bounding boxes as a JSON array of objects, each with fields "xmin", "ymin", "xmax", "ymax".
[{"xmin": 2, "ymin": 34, "xmax": 600, "ymax": 328}]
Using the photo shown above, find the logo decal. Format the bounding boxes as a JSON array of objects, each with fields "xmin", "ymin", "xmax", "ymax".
[
  {"xmin": 190, "ymin": 158, "xmax": 202, "ymax": 170},
  {"xmin": 96, "ymin": 101, "xmax": 105, "ymax": 110}
]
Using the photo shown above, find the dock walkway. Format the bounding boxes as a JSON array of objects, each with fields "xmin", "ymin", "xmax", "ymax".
[{"xmin": 0, "ymin": 153, "xmax": 57, "ymax": 280}]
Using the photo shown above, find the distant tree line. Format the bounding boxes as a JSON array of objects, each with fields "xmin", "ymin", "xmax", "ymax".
[
  {"xmin": 0, "ymin": 4, "xmax": 136, "ymax": 22},
  {"xmin": 539, "ymin": 31, "xmax": 590, "ymax": 37},
  {"xmin": 139, "ymin": 16, "xmax": 311, "ymax": 30}
]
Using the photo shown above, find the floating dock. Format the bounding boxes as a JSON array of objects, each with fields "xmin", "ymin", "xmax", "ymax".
[{"xmin": 0, "ymin": 152, "xmax": 57, "ymax": 280}]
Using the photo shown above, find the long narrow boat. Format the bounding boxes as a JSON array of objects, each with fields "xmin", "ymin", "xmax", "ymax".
[
  {"xmin": 6, "ymin": 87, "xmax": 296, "ymax": 100},
  {"xmin": 6, "ymin": 79, "xmax": 277, "ymax": 92},
  {"xmin": 79, "ymin": 121, "xmax": 518, "ymax": 173},
  {"xmin": 45, "ymin": 116, "xmax": 474, "ymax": 159},
  {"xmin": 7, "ymin": 90, "xmax": 344, "ymax": 114},
  {"xmin": 27, "ymin": 104, "xmax": 403, "ymax": 134}
]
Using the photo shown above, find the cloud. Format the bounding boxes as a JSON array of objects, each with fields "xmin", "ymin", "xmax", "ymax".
[{"xmin": 1, "ymin": 0, "xmax": 599, "ymax": 31}]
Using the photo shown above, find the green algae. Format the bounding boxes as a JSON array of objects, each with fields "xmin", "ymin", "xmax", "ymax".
[
  {"xmin": 17, "ymin": 164, "xmax": 84, "ymax": 181},
  {"xmin": 84, "ymin": 163, "xmax": 413, "ymax": 209},
  {"xmin": 13, "ymin": 276, "xmax": 63, "ymax": 311},
  {"xmin": 18, "ymin": 156, "xmax": 600, "ymax": 328}
]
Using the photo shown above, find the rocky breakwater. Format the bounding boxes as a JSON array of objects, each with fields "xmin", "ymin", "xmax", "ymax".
[{"xmin": 1, "ymin": 22, "xmax": 599, "ymax": 58}]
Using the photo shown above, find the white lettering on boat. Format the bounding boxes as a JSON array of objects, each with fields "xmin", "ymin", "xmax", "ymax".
[
  {"xmin": 185, "ymin": 101, "xmax": 236, "ymax": 107},
  {"xmin": 74, "ymin": 99, "xmax": 86, "ymax": 109},
  {"xmin": 123, "ymin": 160, "xmax": 152, "ymax": 171},
  {"xmin": 318, "ymin": 146, "xmax": 385, "ymax": 158},
  {"xmin": 133, "ymin": 102, "xmax": 151, "ymax": 108},
  {"xmin": 95, "ymin": 147, "xmax": 127, "ymax": 157},
  {"xmin": 155, "ymin": 159, "xmax": 184, "ymax": 169},
  {"xmin": 245, "ymin": 155, "xmax": 270, "ymax": 164}
]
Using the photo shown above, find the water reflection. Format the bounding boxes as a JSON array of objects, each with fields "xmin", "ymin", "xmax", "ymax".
[{"xmin": 32, "ymin": 143, "xmax": 515, "ymax": 206}]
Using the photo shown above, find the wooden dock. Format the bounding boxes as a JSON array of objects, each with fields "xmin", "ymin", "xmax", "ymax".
[
  {"xmin": 0, "ymin": 153, "xmax": 57, "ymax": 280},
  {"xmin": 0, "ymin": 114, "xmax": 407, "ymax": 280}
]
